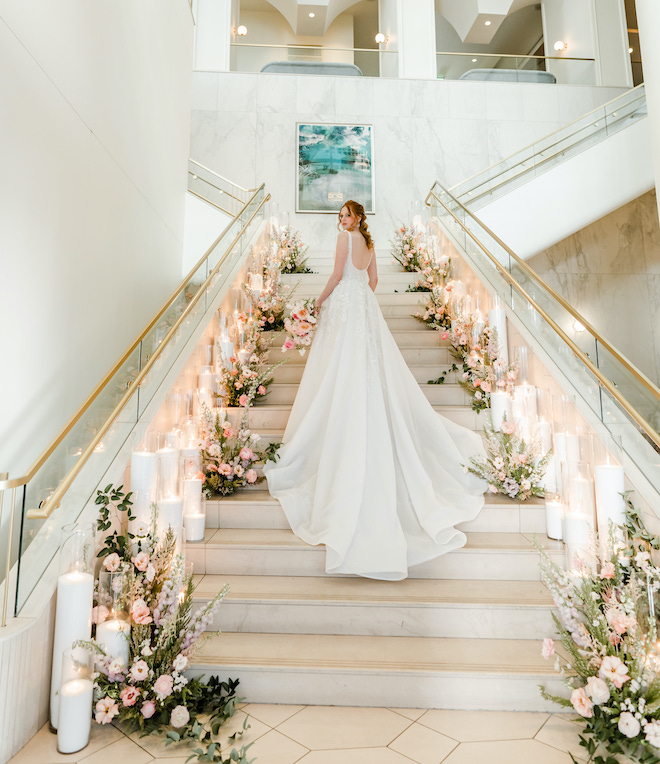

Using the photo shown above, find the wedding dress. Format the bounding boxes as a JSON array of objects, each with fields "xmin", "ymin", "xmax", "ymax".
[{"xmin": 263, "ymin": 230, "xmax": 486, "ymax": 581}]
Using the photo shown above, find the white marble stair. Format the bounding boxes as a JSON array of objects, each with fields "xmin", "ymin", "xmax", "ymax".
[{"xmin": 190, "ymin": 632, "xmax": 563, "ymax": 712}]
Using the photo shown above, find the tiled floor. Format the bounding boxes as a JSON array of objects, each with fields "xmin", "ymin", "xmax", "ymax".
[{"xmin": 9, "ymin": 706, "xmax": 588, "ymax": 764}]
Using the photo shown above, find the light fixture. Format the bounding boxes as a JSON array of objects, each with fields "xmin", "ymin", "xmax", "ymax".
[
  {"xmin": 472, "ymin": 58, "xmax": 477, "ymax": 62},
  {"xmin": 484, "ymin": 20, "xmax": 491, "ymax": 26},
  {"xmin": 629, "ymin": 46, "xmax": 633, "ymax": 53},
  {"xmin": 375, "ymin": 32, "xmax": 386, "ymax": 44},
  {"xmin": 236, "ymin": 24, "xmax": 247, "ymax": 36},
  {"xmin": 573, "ymin": 320, "xmax": 585, "ymax": 333},
  {"xmin": 553, "ymin": 40, "xmax": 567, "ymax": 51},
  {"xmin": 309, "ymin": 12, "xmax": 315, "ymax": 17}
]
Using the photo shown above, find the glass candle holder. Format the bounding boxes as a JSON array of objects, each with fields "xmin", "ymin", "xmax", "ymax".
[
  {"xmin": 57, "ymin": 647, "xmax": 94, "ymax": 754},
  {"xmin": 96, "ymin": 564, "xmax": 132, "ymax": 666},
  {"xmin": 50, "ymin": 523, "xmax": 95, "ymax": 729},
  {"xmin": 594, "ymin": 435, "xmax": 626, "ymax": 557},
  {"xmin": 130, "ymin": 431, "xmax": 158, "ymax": 534}
]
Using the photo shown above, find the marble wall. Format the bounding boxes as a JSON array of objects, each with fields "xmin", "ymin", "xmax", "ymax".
[
  {"xmin": 190, "ymin": 72, "xmax": 626, "ymax": 253},
  {"xmin": 528, "ymin": 190, "xmax": 660, "ymax": 387}
]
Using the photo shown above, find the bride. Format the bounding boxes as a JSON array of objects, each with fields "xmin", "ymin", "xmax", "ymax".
[{"xmin": 263, "ymin": 200, "xmax": 486, "ymax": 581}]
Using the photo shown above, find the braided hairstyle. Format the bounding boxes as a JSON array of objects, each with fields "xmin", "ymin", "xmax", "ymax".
[{"xmin": 338, "ymin": 200, "xmax": 374, "ymax": 250}]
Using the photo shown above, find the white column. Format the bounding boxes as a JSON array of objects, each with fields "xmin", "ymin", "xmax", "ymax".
[
  {"xmin": 635, "ymin": 0, "xmax": 660, "ymax": 226},
  {"xmin": 379, "ymin": 0, "xmax": 437, "ymax": 79},
  {"xmin": 541, "ymin": 0, "xmax": 632, "ymax": 86},
  {"xmin": 194, "ymin": 0, "xmax": 235, "ymax": 71}
]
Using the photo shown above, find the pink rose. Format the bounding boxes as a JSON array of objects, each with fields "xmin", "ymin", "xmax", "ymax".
[
  {"xmin": 170, "ymin": 705, "xmax": 190, "ymax": 728},
  {"xmin": 440, "ymin": 332, "xmax": 449, "ymax": 340},
  {"xmin": 599, "ymin": 655, "xmax": 630, "ymax": 688},
  {"xmin": 131, "ymin": 598, "xmax": 153, "ymax": 625},
  {"xmin": 223, "ymin": 426, "xmax": 234, "ymax": 439},
  {"xmin": 258, "ymin": 385, "xmax": 266, "ymax": 395},
  {"xmin": 239, "ymin": 394, "xmax": 249, "ymax": 407},
  {"xmin": 246, "ymin": 469, "xmax": 258, "ymax": 484},
  {"xmin": 570, "ymin": 687, "xmax": 593, "ymax": 718},
  {"xmin": 501, "ymin": 420, "xmax": 516, "ymax": 435},
  {"xmin": 141, "ymin": 700, "xmax": 156, "ymax": 719},
  {"xmin": 219, "ymin": 463, "xmax": 232, "ymax": 476},
  {"xmin": 103, "ymin": 552, "xmax": 121, "ymax": 572},
  {"xmin": 473, "ymin": 378, "xmax": 481, "ymax": 387},
  {"xmin": 239, "ymin": 447, "xmax": 254, "ymax": 461},
  {"xmin": 132, "ymin": 551, "xmax": 150, "ymax": 572},
  {"xmin": 606, "ymin": 607, "xmax": 636, "ymax": 635},
  {"xmin": 541, "ymin": 638, "xmax": 555, "ymax": 659},
  {"xmin": 130, "ymin": 660, "xmax": 150, "ymax": 682},
  {"xmin": 283, "ymin": 339, "xmax": 295, "ymax": 350},
  {"xmin": 120, "ymin": 686, "xmax": 140, "ymax": 707},
  {"xmin": 481, "ymin": 381, "xmax": 491, "ymax": 393},
  {"xmin": 95, "ymin": 697, "xmax": 119, "ymax": 724},
  {"xmin": 154, "ymin": 674, "xmax": 174, "ymax": 700}
]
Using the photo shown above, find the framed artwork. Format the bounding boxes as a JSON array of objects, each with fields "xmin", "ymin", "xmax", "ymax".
[{"xmin": 296, "ymin": 123, "xmax": 374, "ymax": 213}]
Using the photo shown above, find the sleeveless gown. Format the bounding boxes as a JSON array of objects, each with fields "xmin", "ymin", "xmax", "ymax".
[{"xmin": 263, "ymin": 230, "xmax": 486, "ymax": 581}]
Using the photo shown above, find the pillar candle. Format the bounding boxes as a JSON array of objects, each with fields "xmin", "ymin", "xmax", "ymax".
[
  {"xmin": 95, "ymin": 619, "xmax": 130, "ymax": 666},
  {"xmin": 50, "ymin": 571, "xmax": 94, "ymax": 728},
  {"xmin": 184, "ymin": 513, "xmax": 206, "ymax": 542},
  {"xmin": 198, "ymin": 367, "xmax": 214, "ymax": 389},
  {"xmin": 490, "ymin": 391, "xmax": 511, "ymax": 431},
  {"xmin": 595, "ymin": 464, "xmax": 626, "ymax": 553},
  {"xmin": 130, "ymin": 451, "xmax": 157, "ymax": 499},
  {"xmin": 157, "ymin": 447, "xmax": 180, "ymax": 497},
  {"xmin": 57, "ymin": 679, "xmax": 94, "ymax": 753},
  {"xmin": 183, "ymin": 478, "xmax": 203, "ymax": 516},
  {"xmin": 553, "ymin": 433, "xmax": 567, "ymax": 496},
  {"xmin": 564, "ymin": 510, "xmax": 592, "ymax": 545},
  {"xmin": 488, "ymin": 307, "xmax": 508, "ymax": 365},
  {"xmin": 545, "ymin": 498, "xmax": 564, "ymax": 540}
]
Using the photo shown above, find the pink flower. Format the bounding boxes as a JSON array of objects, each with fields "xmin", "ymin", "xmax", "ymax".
[
  {"xmin": 599, "ymin": 561, "xmax": 615, "ymax": 579},
  {"xmin": 501, "ymin": 420, "xmax": 516, "ymax": 435},
  {"xmin": 488, "ymin": 484, "xmax": 498, "ymax": 493},
  {"xmin": 146, "ymin": 564, "xmax": 156, "ymax": 583},
  {"xmin": 599, "ymin": 655, "xmax": 630, "ymax": 688},
  {"xmin": 541, "ymin": 638, "xmax": 555, "ymax": 659},
  {"xmin": 95, "ymin": 696, "xmax": 119, "ymax": 724},
  {"xmin": 219, "ymin": 463, "xmax": 232, "ymax": 476},
  {"xmin": 515, "ymin": 454, "xmax": 527, "ymax": 464},
  {"xmin": 120, "ymin": 686, "xmax": 140, "ymax": 706},
  {"xmin": 606, "ymin": 607, "xmax": 636, "ymax": 635},
  {"xmin": 92, "ymin": 605, "xmax": 109, "ymax": 624},
  {"xmin": 141, "ymin": 700, "xmax": 156, "ymax": 719},
  {"xmin": 239, "ymin": 394, "xmax": 249, "ymax": 407},
  {"xmin": 610, "ymin": 631, "xmax": 622, "ymax": 646},
  {"xmin": 283, "ymin": 338, "xmax": 295, "ymax": 350},
  {"xmin": 246, "ymin": 469, "xmax": 258, "ymax": 484},
  {"xmin": 481, "ymin": 381, "xmax": 491, "ymax": 393},
  {"xmin": 239, "ymin": 447, "xmax": 254, "ymax": 461},
  {"xmin": 130, "ymin": 660, "xmax": 150, "ymax": 682},
  {"xmin": 223, "ymin": 426, "xmax": 234, "ymax": 438},
  {"xmin": 440, "ymin": 331, "xmax": 449, "ymax": 340},
  {"xmin": 103, "ymin": 553, "xmax": 121, "ymax": 572},
  {"xmin": 170, "ymin": 705, "xmax": 190, "ymax": 728},
  {"xmin": 154, "ymin": 674, "xmax": 174, "ymax": 700},
  {"xmin": 258, "ymin": 385, "xmax": 266, "ymax": 395},
  {"xmin": 473, "ymin": 378, "xmax": 481, "ymax": 387},
  {"xmin": 131, "ymin": 598, "xmax": 153, "ymax": 625},
  {"xmin": 570, "ymin": 687, "xmax": 593, "ymax": 718},
  {"xmin": 132, "ymin": 551, "xmax": 150, "ymax": 572}
]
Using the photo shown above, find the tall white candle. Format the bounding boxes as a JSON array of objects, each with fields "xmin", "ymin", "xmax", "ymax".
[
  {"xmin": 157, "ymin": 447, "xmax": 180, "ymax": 497},
  {"xmin": 57, "ymin": 678, "xmax": 93, "ymax": 753},
  {"xmin": 490, "ymin": 391, "xmax": 511, "ymax": 431},
  {"xmin": 158, "ymin": 497, "xmax": 184, "ymax": 547},
  {"xmin": 488, "ymin": 307, "xmax": 508, "ymax": 365},
  {"xmin": 50, "ymin": 571, "xmax": 94, "ymax": 727},
  {"xmin": 198, "ymin": 368, "xmax": 214, "ymax": 389},
  {"xmin": 183, "ymin": 478, "xmax": 203, "ymax": 516},
  {"xmin": 184, "ymin": 513, "xmax": 206, "ymax": 542},
  {"xmin": 553, "ymin": 433, "xmax": 567, "ymax": 496},
  {"xmin": 130, "ymin": 451, "xmax": 157, "ymax": 526},
  {"xmin": 545, "ymin": 498, "xmax": 564, "ymax": 540},
  {"xmin": 95, "ymin": 619, "xmax": 130, "ymax": 666},
  {"xmin": 564, "ymin": 511, "xmax": 592, "ymax": 545},
  {"xmin": 595, "ymin": 464, "xmax": 626, "ymax": 553}
]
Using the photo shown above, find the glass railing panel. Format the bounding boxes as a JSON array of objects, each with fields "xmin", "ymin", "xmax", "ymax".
[
  {"xmin": 435, "ymin": 52, "xmax": 595, "ymax": 84},
  {"xmin": 188, "ymin": 160, "xmax": 248, "ymax": 217}
]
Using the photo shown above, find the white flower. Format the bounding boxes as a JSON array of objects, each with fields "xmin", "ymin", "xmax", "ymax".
[
  {"xmin": 618, "ymin": 711, "xmax": 641, "ymax": 738},
  {"xmin": 140, "ymin": 642, "xmax": 153, "ymax": 657},
  {"xmin": 170, "ymin": 704, "xmax": 190, "ymax": 728},
  {"xmin": 146, "ymin": 564, "xmax": 156, "ymax": 582},
  {"xmin": 172, "ymin": 654, "xmax": 188, "ymax": 672},
  {"xmin": 645, "ymin": 721, "xmax": 660, "ymax": 748},
  {"xmin": 585, "ymin": 676, "xmax": 610, "ymax": 705},
  {"xmin": 107, "ymin": 657, "xmax": 125, "ymax": 676},
  {"xmin": 493, "ymin": 457, "xmax": 504, "ymax": 470}
]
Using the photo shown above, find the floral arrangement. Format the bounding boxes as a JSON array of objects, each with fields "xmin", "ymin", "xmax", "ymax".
[
  {"xmin": 415, "ymin": 289, "xmax": 452, "ymax": 331},
  {"xmin": 406, "ymin": 257, "xmax": 452, "ymax": 293},
  {"xmin": 390, "ymin": 225, "xmax": 428, "ymax": 272},
  {"xmin": 465, "ymin": 416, "xmax": 551, "ymax": 501},
  {"xmin": 275, "ymin": 225, "xmax": 312, "ymax": 274},
  {"xmin": 199, "ymin": 404, "xmax": 278, "ymax": 497},
  {"xmin": 242, "ymin": 276, "xmax": 294, "ymax": 332},
  {"xmin": 539, "ymin": 497, "xmax": 660, "ymax": 764},
  {"xmin": 282, "ymin": 299, "xmax": 318, "ymax": 356},
  {"xmin": 89, "ymin": 485, "xmax": 250, "ymax": 763}
]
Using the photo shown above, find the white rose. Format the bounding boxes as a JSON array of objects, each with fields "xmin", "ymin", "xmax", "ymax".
[
  {"xmin": 170, "ymin": 704, "xmax": 190, "ymax": 728},
  {"xmin": 645, "ymin": 721, "xmax": 660, "ymax": 748},
  {"xmin": 618, "ymin": 712, "xmax": 641, "ymax": 738},
  {"xmin": 172, "ymin": 654, "xmax": 188, "ymax": 672},
  {"xmin": 585, "ymin": 676, "xmax": 610, "ymax": 705},
  {"xmin": 108, "ymin": 657, "xmax": 125, "ymax": 675}
]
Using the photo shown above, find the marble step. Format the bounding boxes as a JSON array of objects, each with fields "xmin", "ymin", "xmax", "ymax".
[
  {"xmin": 185, "ymin": 528, "xmax": 563, "ymax": 581},
  {"xmin": 281, "ymin": 272, "xmax": 418, "ymax": 287},
  {"xmin": 268, "ymin": 345, "xmax": 453, "ymax": 366},
  {"xmin": 271, "ymin": 362, "xmax": 457, "ymax": 385},
  {"xmin": 193, "ymin": 575, "xmax": 554, "ymax": 639},
  {"xmin": 265, "ymin": 329, "xmax": 447, "ymax": 350},
  {"xmin": 190, "ymin": 631, "xmax": 562, "ymax": 711},
  {"xmin": 261, "ymin": 382, "xmax": 471, "ymax": 406},
  {"xmin": 203, "ymin": 490, "xmax": 546, "ymax": 535},
  {"xmin": 243, "ymin": 404, "xmax": 483, "ymax": 432}
]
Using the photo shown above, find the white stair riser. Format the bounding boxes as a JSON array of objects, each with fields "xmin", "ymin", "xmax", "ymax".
[
  {"xmin": 262, "ymin": 384, "xmax": 470, "ymax": 406},
  {"xmin": 267, "ymin": 345, "xmax": 452, "ymax": 366},
  {"xmin": 185, "ymin": 544, "xmax": 563, "ymax": 581},
  {"xmin": 199, "ymin": 599, "xmax": 555, "ymax": 640},
  {"xmin": 266, "ymin": 330, "xmax": 447, "ymax": 351},
  {"xmin": 188, "ymin": 667, "xmax": 563, "ymax": 712},
  {"xmin": 271, "ymin": 363, "xmax": 457, "ymax": 384},
  {"xmin": 205, "ymin": 501, "xmax": 547, "ymax": 535},
  {"xmin": 281, "ymin": 273, "xmax": 419, "ymax": 287}
]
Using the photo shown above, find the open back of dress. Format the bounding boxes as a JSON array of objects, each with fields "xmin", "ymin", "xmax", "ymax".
[{"xmin": 263, "ymin": 231, "xmax": 486, "ymax": 580}]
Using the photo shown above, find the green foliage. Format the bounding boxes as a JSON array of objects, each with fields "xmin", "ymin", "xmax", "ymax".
[{"xmin": 95, "ymin": 484, "xmax": 135, "ymax": 558}]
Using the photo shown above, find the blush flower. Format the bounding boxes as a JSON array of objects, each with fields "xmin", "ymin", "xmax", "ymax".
[
  {"xmin": 103, "ymin": 553, "xmax": 121, "ymax": 572},
  {"xmin": 239, "ymin": 447, "xmax": 254, "ymax": 461},
  {"xmin": 258, "ymin": 385, "xmax": 266, "ymax": 395},
  {"xmin": 131, "ymin": 598, "xmax": 153, "ymax": 625},
  {"xmin": 141, "ymin": 700, "xmax": 156, "ymax": 719},
  {"xmin": 239, "ymin": 394, "xmax": 249, "ymax": 407},
  {"xmin": 130, "ymin": 660, "xmax": 150, "ymax": 682},
  {"xmin": 599, "ymin": 561, "xmax": 615, "ymax": 579},
  {"xmin": 246, "ymin": 469, "xmax": 258, "ymax": 484},
  {"xmin": 501, "ymin": 420, "xmax": 516, "ymax": 435},
  {"xmin": 585, "ymin": 677, "xmax": 610, "ymax": 705},
  {"xmin": 170, "ymin": 705, "xmax": 190, "ymax": 728},
  {"xmin": 95, "ymin": 696, "xmax": 119, "ymax": 724},
  {"xmin": 606, "ymin": 607, "xmax": 636, "ymax": 635},
  {"xmin": 570, "ymin": 687, "xmax": 593, "ymax": 718},
  {"xmin": 132, "ymin": 551, "xmax": 150, "ymax": 572},
  {"xmin": 120, "ymin": 686, "xmax": 140, "ymax": 706},
  {"xmin": 541, "ymin": 638, "xmax": 555, "ymax": 659},
  {"xmin": 599, "ymin": 655, "xmax": 630, "ymax": 688},
  {"xmin": 154, "ymin": 674, "xmax": 174, "ymax": 700}
]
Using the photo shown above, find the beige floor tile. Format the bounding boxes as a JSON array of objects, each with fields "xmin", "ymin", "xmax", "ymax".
[
  {"xmin": 242, "ymin": 703, "xmax": 305, "ymax": 729},
  {"xmin": 443, "ymin": 739, "xmax": 572, "ymax": 764},
  {"xmin": 150, "ymin": 759, "xmax": 190, "ymax": 764},
  {"xmin": 418, "ymin": 710, "xmax": 549, "ymax": 742},
  {"xmin": 298, "ymin": 748, "xmax": 419, "ymax": 764},
  {"xmin": 246, "ymin": 729, "xmax": 309, "ymax": 764},
  {"xmin": 79, "ymin": 737, "xmax": 152, "ymax": 764},
  {"xmin": 535, "ymin": 716, "xmax": 589, "ymax": 762},
  {"xmin": 9, "ymin": 722, "xmax": 123, "ymax": 764},
  {"xmin": 389, "ymin": 708, "xmax": 427, "ymax": 721},
  {"xmin": 277, "ymin": 706, "xmax": 410, "ymax": 750},
  {"xmin": 389, "ymin": 722, "xmax": 458, "ymax": 764}
]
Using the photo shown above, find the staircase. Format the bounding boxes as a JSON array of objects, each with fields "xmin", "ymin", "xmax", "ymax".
[{"xmin": 186, "ymin": 256, "xmax": 564, "ymax": 711}]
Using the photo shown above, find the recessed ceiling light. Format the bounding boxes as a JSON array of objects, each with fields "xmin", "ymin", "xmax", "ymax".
[
  {"xmin": 309, "ymin": 12, "xmax": 315, "ymax": 17},
  {"xmin": 485, "ymin": 20, "xmax": 491, "ymax": 26},
  {"xmin": 472, "ymin": 58, "xmax": 477, "ymax": 62}
]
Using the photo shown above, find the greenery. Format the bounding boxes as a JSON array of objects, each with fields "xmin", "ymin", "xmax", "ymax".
[{"xmin": 275, "ymin": 225, "xmax": 313, "ymax": 274}]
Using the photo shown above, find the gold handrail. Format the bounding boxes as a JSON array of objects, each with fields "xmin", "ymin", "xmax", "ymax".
[
  {"xmin": 435, "ymin": 50, "xmax": 596, "ymax": 62},
  {"xmin": 188, "ymin": 160, "xmax": 250, "ymax": 205},
  {"xmin": 188, "ymin": 189, "xmax": 234, "ymax": 217},
  {"xmin": 0, "ymin": 184, "xmax": 266, "ymax": 494},
  {"xmin": 425, "ymin": 187, "xmax": 660, "ymax": 450},
  {"xmin": 451, "ymin": 84, "xmax": 646, "ymax": 196},
  {"xmin": 24, "ymin": 190, "xmax": 270, "ymax": 520},
  {"xmin": 189, "ymin": 160, "xmax": 250, "ymax": 195}
]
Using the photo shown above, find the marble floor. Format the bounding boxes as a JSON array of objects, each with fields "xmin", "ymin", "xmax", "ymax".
[{"xmin": 9, "ymin": 706, "xmax": 588, "ymax": 764}]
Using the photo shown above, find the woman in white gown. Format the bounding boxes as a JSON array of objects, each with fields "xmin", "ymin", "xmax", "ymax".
[{"xmin": 263, "ymin": 201, "xmax": 486, "ymax": 581}]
